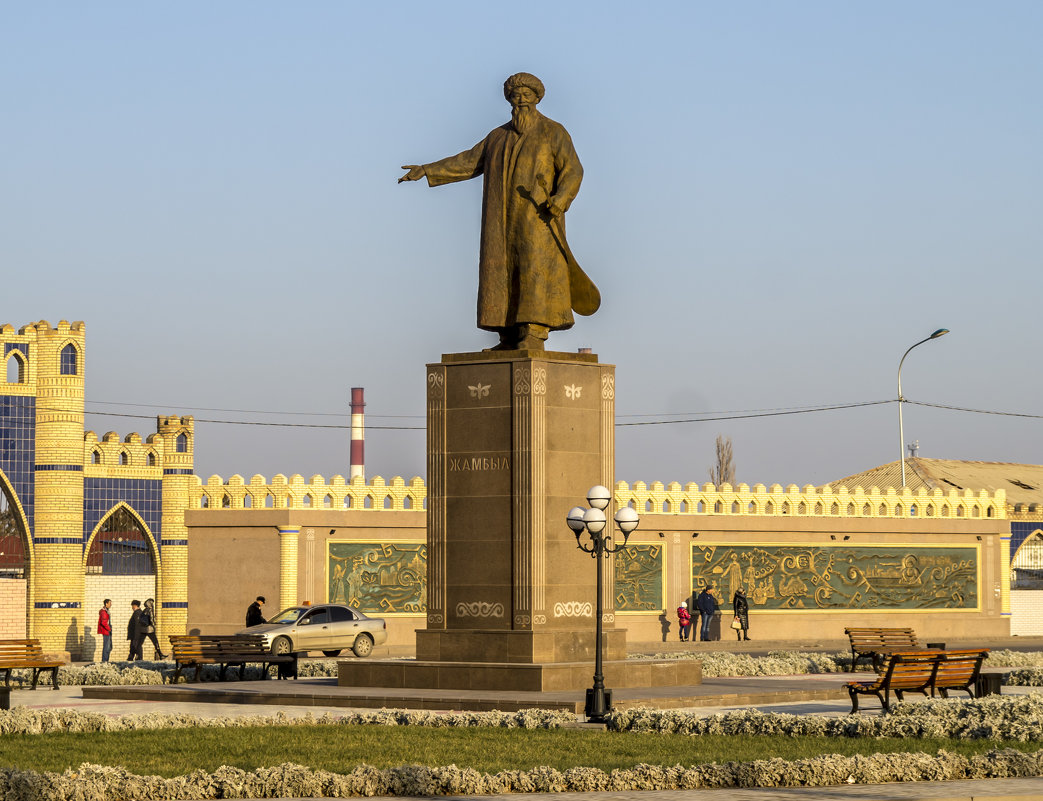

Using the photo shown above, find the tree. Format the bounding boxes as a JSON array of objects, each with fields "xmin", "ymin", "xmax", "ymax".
[{"xmin": 709, "ymin": 435, "xmax": 736, "ymax": 486}]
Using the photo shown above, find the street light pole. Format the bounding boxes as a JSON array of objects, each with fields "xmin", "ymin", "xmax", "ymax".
[
  {"xmin": 897, "ymin": 328, "xmax": 949, "ymax": 487},
  {"xmin": 567, "ymin": 485, "xmax": 639, "ymax": 723}
]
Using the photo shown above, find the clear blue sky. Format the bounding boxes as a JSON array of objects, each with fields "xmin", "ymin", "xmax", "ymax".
[{"xmin": 4, "ymin": 2, "xmax": 1041, "ymax": 487}]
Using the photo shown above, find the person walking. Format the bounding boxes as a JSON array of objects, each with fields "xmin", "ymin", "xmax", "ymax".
[
  {"xmin": 696, "ymin": 585, "xmax": 717, "ymax": 642},
  {"xmin": 139, "ymin": 598, "xmax": 166, "ymax": 660},
  {"xmin": 245, "ymin": 596, "xmax": 267, "ymax": 627},
  {"xmin": 127, "ymin": 600, "xmax": 143, "ymax": 661},
  {"xmin": 676, "ymin": 598, "xmax": 692, "ymax": 642},
  {"xmin": 97, "ymin": 598, "xmax": 112, "ymax": 662},
  {"xmin": 732, "ymin": 586, "xmax": 751, "ymax": 641}
]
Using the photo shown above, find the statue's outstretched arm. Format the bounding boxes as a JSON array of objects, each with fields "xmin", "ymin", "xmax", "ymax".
[{"xmin": 399, "ymin": 165, "xmax": 426, "ymax": 183}]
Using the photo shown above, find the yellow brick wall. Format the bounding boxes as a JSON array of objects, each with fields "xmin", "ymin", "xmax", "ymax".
[
  {"xmin": 30, "ymin": 321, "xmax": 87, "ymax": 653},
  {"xmin": 156, "ymin": 416, "xmax": 194, "ymax": 644}
]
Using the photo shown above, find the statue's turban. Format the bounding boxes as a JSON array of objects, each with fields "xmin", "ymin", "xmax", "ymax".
[{"xmin": 503, "ymin": 72, "xmax": 545, "ymax": 102}]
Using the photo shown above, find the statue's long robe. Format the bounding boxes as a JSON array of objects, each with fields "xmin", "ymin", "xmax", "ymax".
[{"xmin": 423, "ymin": 113, "xmax": 583, "ymax": 332}]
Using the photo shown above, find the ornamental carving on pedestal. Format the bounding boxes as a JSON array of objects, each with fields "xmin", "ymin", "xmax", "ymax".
[
  {"xmin": 553, "ymin": 601, "xmax": 593, "ymax": 618},
  {"xmin": 456, "ymin": 601, "xmax": 505, "ymax": 618}
]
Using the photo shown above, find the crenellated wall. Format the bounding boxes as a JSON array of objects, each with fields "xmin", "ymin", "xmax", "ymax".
[
  {"xmin": 615, "ymin": 481, "xmax": 1007, "ymax": 521},
  {"xmin": 193, "ymin": 474, "xmax": 427, "ymax": 512}
]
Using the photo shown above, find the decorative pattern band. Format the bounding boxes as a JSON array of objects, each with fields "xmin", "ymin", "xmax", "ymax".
[
  {"xmin": 162, "ymin": 602, "xmax": 189, "ymax": 609},
  {"xmin": 34, "ymin": 537, "xmax": 83, "ymax": 545},
  {"xmin": 160, "ymin": 539, "xmax": 189, "ymax": 546},
  {"xmin": 34, "ymin": 602, "xmax": 81, "ymax": 609},
  {"xmin": 456, "ymin": 601, "xmax": 504, "ymax": 618},
  {"xmin": 553, "ymin": 601, "xmax": 593, "ymax": 618},
  {"xmin": 34, "ymin": 464, "xmax": 83, "ymax": 471},
  {"xmin": 163, "ymin": 469, "xmax": 195, "ymax": 475}
]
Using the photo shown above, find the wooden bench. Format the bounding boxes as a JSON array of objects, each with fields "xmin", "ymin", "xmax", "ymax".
[
  {"xmin": 846, "ymin": 648, "xmax": 990, "ymax": 712},
  {"xmin": 168, "ymin": 635, "xmax": 297, "ymax": 684},
  {"xmin": 934, "ymin": 649, "xmax": 990, "ymax": 699},
  {"xmin": 845, "ymin": 627, "xmax": 920, "ymax": 670},
  {"xmin": 0, "ymin": 639, "xmax": 64, "ymax": 690}
]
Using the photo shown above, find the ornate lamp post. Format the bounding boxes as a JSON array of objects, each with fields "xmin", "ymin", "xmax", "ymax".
[
  {"xmin": 897, "ymin": 328, "xmax": 949, "ymax": 487},
  {"xmin": 566, "ymin": 485, "xmax": 640, "ymax": 722}
]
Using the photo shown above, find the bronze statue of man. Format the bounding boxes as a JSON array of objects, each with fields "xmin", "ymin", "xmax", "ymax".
[{"xmin": 400, "ymin": 72, "xmax": 599, "ymax": 351}]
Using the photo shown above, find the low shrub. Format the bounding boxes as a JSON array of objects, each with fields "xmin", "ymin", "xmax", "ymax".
[
  {"xmin": 632, "ymin": 649, "xmax": 1043, "ymax": 677},
  {"xmin": 607, "ymin": 693, "xmax": 1043, "ymax": 741},
  {"xmin": 1004, "ymin": 668, "xmax": 1043, "ymax": 686},
  {"xmin": 0, "ymin": 706, "xmax": 577, "ymax": 736},
  {"xmin": 7, "ymin": 694, "xmax": 1043, "ymax": 741},
  {"xmin": 0, "ymin": 749, "xmax": 1040, "ymax": 799},
  {"xmin": 2, "ymin": 658, "xmax": 341, "ymax": 688},
  {"xmin": 631, "ymin": 650, "xmax": 852, "ymax": 675}
]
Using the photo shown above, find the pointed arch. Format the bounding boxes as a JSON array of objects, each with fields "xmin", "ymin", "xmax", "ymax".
[
  {"xmin": 4, "ymin": 350, "xmax": 27, "ymax": 384},
  {"xmin": 59, "ymin": 342, "xmax": 79, "ymax": 376},
  {"xmin": 0, "ymin": 466, "xmax": 32, "ymax": 637},
  {"xmin": 1011, "ymin": 529, "xmax": 1043, "ymax": 590},
  {"xmin": 0, "ymin": 465, "xmax": 33, "ymax": 553},
  {"xmin": 83, "ymin": 502, "xmax": 159, "ymax": 575}
]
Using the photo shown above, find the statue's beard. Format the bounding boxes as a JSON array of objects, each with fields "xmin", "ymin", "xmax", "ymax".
[{"xmin": 511, "ymin": 105, "xmax": 538, "ymax": 134}]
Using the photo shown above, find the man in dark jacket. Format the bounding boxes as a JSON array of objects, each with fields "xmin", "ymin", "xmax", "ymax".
[
  {"xmin": 127, "ymin": 600, "xmax": 143, "ymax": 660},
  {"xmin": 245, "ymin": 596, "xmax": 266, "ymax": 627},
  {"xmin": 695, "ymin": 586, "xmax": 718, "ymax": 642}
]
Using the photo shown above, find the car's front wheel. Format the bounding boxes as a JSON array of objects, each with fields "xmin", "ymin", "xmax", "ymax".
[
  {"xmin": 352, "ymin": 634, "xmax": 374, "ymax": 658},
  {"xmin": 271, "ymin": 636, "xmax": 293, "ymax": 656}
]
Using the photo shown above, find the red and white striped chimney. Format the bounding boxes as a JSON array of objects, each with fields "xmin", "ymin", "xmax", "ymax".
[{"xmin": 350, "ymin": 387, "xmax": 365, "ymax": 481}]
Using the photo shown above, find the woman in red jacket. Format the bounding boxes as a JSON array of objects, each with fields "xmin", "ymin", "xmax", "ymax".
[{"xmin": 97, "ymin": 599, "xmax": 112, "ymax": 662}]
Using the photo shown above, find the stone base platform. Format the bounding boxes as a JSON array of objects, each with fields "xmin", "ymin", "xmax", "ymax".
[
  {"xmin": 337, "ymin": 658, "xmax": 701, "ymax": 692},
  {"xmin": 415, "ymin": 628, "xmax": 628, "ymax": 664},
  {"xmin": 81, "ymin": 674, "xmax": 849, "ymax": 713}
]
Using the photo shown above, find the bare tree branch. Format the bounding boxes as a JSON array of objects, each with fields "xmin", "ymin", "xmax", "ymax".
[{"xmin": 709, "ymin": 434, "xmax": 736, "ymax": 486}]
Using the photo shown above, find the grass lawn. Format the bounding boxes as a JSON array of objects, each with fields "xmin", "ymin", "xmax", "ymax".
[{"xmin": 2, "ymin": 725, "xmax": 1039, "ymax": 777}]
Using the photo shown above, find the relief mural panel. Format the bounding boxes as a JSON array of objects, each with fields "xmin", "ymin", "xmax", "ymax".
[
  {"xmin": 614, "ymin": 544, "xmax": 663, "ymax": 612},
  {"xmin": 692, "ymin": 544, "xmax": 977, "ymax": 610},
  {"xmin": 328, "ymin": 542, "xmax": 426, "ymax": 615}
]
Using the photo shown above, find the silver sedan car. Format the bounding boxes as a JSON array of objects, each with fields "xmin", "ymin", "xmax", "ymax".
[{"xmin": 238, "ymin": 603, "xmax": 387, "ymax": 657}]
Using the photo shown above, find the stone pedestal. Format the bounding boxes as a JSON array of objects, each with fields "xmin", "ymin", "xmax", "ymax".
[
  {"xmin": 338, "ymin": 349, "xmax": 701, "ymax": 693},
  {"xmin": 424, "ymin": 350, "xmax": 616, "ymax": 659}
]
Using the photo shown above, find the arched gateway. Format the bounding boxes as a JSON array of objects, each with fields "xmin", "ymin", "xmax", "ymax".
[
  {"xmin": 0, "ymin": 475, "xmax": 31, "ymax": 638},
  {"xmin": 83, "ymin": 505, "xmax": 159, "ymax": 661}
]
